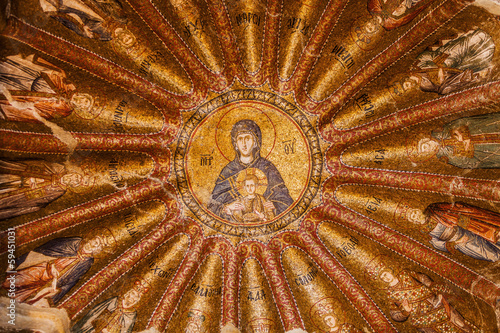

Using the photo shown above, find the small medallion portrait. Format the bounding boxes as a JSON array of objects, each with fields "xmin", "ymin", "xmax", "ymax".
[{"xmin": 175, "ymin": 90, "xmax": 322, "ymax": 236}]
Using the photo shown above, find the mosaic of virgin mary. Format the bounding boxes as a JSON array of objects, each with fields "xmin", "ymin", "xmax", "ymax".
[{"xmin": 207, "ymin": 119, "xmax": 293, "ymax": 223}]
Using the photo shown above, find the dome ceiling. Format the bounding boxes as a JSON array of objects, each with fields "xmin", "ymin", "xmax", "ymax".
[{"xmin": 0, "ymin": 0, "xmax": 500, "ymax": 332}]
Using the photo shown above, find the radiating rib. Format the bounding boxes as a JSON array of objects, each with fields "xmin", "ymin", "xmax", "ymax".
[
  {"xmin": 316, "ymin": 196, "xmax": 500, "ymax": 308},
  {"xmin": 277, "ymin": 231, "xmax": 396, "ymax": 332},
  {"xmin": 289, "ymin": 0, "xmax": 350, "ymax": 91},
  {"xmin": 204, "ymin": 0, "xmax": 241, "ymax": 81},
  {"xmin": 281, "ymin": 247, "xmax": 386, "ymax": 332},
  {"xmin": 277, "ymin": 0, "xmax": 328, "ymax": 80},
  {"xmin": 0, "ymin": 179, "xmax": 175, "ymax": 252},
  {"xmin": 147, "ymin": 222, "xmax": 205, "ymax": 332},
  {"xmin": 125, "ymin": 0, "xmax": 229, "ymax": 93},
  {"xmin": 60, "ymin": 218, "xmax": 185, "ymax": 317},
  {"xmin": 316, "ymin": 221, "xmax": 498, "ymax": 331},
  {"xmin": 69, "ymin": 233, "xmax": 190, "ymax": 330},
  {"xmin": 224, "ymin": 0, "xmax": 267, "ymax": 75},
  {"xmin": 165, "ymin": 254, "xmax": 224, "ymax": 332},
  {"xmin": 238, "ymin": 240, "xmax": 305, "ymax": 332},
  {"xmin": 1, "ymin": 17, "xmax": 198, "ymax": 109},
  {"xmin": 0, "ymin": 129, "xmax": 179, "ymax": 154},
  {"xmin": 149, "ymin": 0, "xmax": 225, "ymax": 73},
  {"xmin": 298, "ymin": 0, "xmax": 473, "ymax": 114},
  {"xmin": 319, "ymin": 80, "xmax": 500, "ymax": 143},
  {"xmin": 335, "ymin": 184, "xmax": 500, "ymax": 273},
  {"xmin": 240, "ymin": 258, "xmax": 284, "ymax": 332}
]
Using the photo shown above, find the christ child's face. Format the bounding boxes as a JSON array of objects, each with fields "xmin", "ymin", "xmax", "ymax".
[
  {"xmin": 237, "ymin": 133, "xmax": 255, "ymax": 158},
  {"xmin": 122, "ymin": 289, "xmax": 141, "ymax": 308},
  {"xmin": 244, "ymin": 179, "xmax": 256, "ymax": 195},
  {"xmin": 60, "ymin": 173, "xmax": 83, "ymax": 187}
]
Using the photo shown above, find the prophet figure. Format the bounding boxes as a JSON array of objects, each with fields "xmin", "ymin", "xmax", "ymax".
[
  {"xmin": 413, "ymin": 112, "xmax": 500, "ymax": 169},
  {"xmin": 366, "ymin": 258, "xmax": 479, "ymax": 332},
  {"xmin": 367, "ymin": 0, "xmax": 435, "ymax": 30},
  {"xmin": 71, "ymin": 279, "xmax": 149, "ymax": 333},
  {"xmin": 408, "ymin": 29, "xmax": 494, "ymax": 95},
  {"xmin": 39, "ymin": 0, "xmax": 127, "ymax": 41},
  {"xmin": 3, "ymin": 229, "xmax": 116, "ymax": 307},
  {"xmin": 207, "ymin": 119, "xmax": 293, "ymax": 221},
  {"xmin": 0, "ymin": 54, "xmax": 101, "ymax": 122},
  {"xmin": 0, "ymin": 159, "xmax": 92, "ymax": 221},
  {"xmin": 406, "ymin": 202, "xmax": 500, "ymax": 262}
]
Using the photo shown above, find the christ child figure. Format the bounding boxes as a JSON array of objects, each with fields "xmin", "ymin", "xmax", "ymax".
[{"xmin": 225, "ymin": 174, "xmax": 275, "ymax": 224}]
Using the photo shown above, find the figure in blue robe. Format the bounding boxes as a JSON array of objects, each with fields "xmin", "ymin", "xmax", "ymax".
[
  {"xmin": 207, "ymin": 119, "xmax": 293, "ymax": 222},
  {"xmin": 3, "ymin": 233, "xmax": 113, "ymax": 307}
]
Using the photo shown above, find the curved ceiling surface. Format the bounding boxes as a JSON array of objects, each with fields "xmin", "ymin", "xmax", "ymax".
[{"xmin": 1, "ymin": 0, "xmax": 500, "ymax": 332}]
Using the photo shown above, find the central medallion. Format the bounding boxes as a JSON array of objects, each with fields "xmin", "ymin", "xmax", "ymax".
[{"xmin": 175, "ymin": 90, "xmax": 322, "ymax": 236}]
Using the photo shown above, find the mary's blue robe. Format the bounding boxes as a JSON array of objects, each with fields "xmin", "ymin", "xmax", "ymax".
[{"xmin": 208, "ymin": 156, "xmax": 293, "ymax": 221}]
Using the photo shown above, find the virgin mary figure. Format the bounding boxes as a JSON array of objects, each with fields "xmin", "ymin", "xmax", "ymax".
[{"xmin": 207, "ymin": 119, "xmax": 293, "ymax": 222}]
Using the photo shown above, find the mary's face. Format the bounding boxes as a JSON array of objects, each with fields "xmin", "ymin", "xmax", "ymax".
[{"xmin": 237, "ymin": 133, "xmax": 255, "ymax": 158}]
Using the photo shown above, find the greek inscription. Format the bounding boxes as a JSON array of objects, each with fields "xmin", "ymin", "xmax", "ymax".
[
  {"xmin": 147, "ymin": 256, "xmax": 175, "ymax": 278},
  {"xmin": 287, "ymin": 17, "xmax": 310, "ymax": 36},
  {"xmin": 113, "ymin": 100, "xmax": 128, "ymax": 132},
  {"xmin": 283, "ymin": 138, "xmax": 296, "ymax": 154},
  {"xmin": 335, "ymin": 235, "xmax": 359, "ymax": 259},
  {"xmin": 235, "ymin": 12, "xmax": 261, "ymax": 27},
  {"xmin": 373, "ymin": 148, "xmax": 386, "ymax": 165},
  {"xmin": 365, "ymin": 196, "xmax": 382, "ymax": 214},
  {"xmin": 183, "ymin": 19, "xmax": 206, "ymax": 39},
  {"xmin": 295, "ymin": 265, "xmax": 318, "ymax": 286},
  {"xmin": 201, "ymin": 155, "xmax": 213, "ymax": 166},
  {"xmin": 331, "ymin": 45, "xmax": 354, "ymax": 70},
  {"xmin": 139, "ymin": 51, "xmax": 163, "ymax": 76},
  {"xmin": 124, "ymin": 212, "xmax": 139, "ymax": 237},
  {"xmin": 109, "ymin": 158, "xmax": 126, "ymax": 189},
  {"xmin": 354, "ymin": 94, "xmax": 375, "ymax": 119},
  {"xmin": 247, "ymin": 289, "xmax": 266, "ymax": 301},
  {"xmin": 190, "ymin": 283, "xmax": 222, "ymax": 297}
]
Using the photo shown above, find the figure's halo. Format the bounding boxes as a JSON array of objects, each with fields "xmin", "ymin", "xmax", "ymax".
[{"xmin": 215, "ymin": 102, "xmax": 276, "ymax": 162}]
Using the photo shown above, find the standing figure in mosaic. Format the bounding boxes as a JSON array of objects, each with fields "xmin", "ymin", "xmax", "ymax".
[
  {"xmin": 0, "ymin": 159, "xmax": 91, "ymax": 221},
  {"xmin": 367, "ymin": 0, "xmax": 435, "ymax": 30},
  {"xmin": 71, "ymin": 279, "xmax": 149, "ymax": 333},
  {"xmin": 407, "ymin": 29, "xmax": 494, "ymax": 95},
  {"xmin": 39, "ymin": 0, "xmax": 127, "ymax": 41},
  {"xmin": 407, "ymin": 202, "xmax": 500, "ymax": 262},
  {"xmin": 366, "ymin": 258, "xmax": 479, "ymax": 332},
  {"xmin": 3, "ymin": 229, "xmax": 116, "ymax": 307},
  {"xmin": 0, "ymin": 54, "xmax": 101, "ymax": 123},
  {"xmin": 208, "ymin": 119, "xmax": 293, "ymax": 221},
  {"xmin": 413, "ymin": 112, "xmax": 500, "ymax": 169}
]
